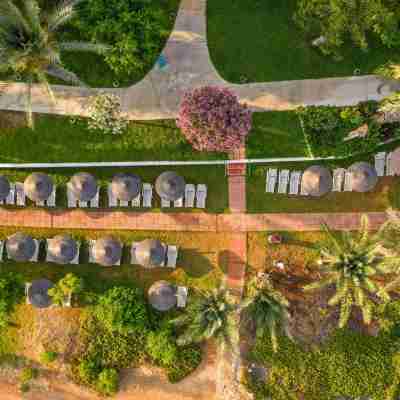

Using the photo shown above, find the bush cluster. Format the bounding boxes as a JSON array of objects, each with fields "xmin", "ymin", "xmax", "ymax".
[
  {"xmin": 247, "ymin": 328, "xmax": 400, "ymax": 400},
  {"xmin": 295, "ymin": 102, "xmax": 396, "ymax": 157},
  {"xmin": 0, "ymin": 273, "xmax": 24, "ymax": 329}
]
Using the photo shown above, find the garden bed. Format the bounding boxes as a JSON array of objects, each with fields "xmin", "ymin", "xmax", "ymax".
[{"xmin": 207, "ymin": 0, "xmax": 400, "ymax": 83}]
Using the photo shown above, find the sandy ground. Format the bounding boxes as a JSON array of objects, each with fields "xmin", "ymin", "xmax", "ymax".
[{"xmin": 0, "ymin": 344, "xmax": 217, "ymax": 400}]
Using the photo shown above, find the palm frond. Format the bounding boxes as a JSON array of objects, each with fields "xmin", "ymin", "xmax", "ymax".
[
  {"xmin": 47, "ymin": 0, "xmax": 86, "ymax": 32},
  {"xmin": 45, "ymin": 64, "xmax": 86, "ymax": 86}
]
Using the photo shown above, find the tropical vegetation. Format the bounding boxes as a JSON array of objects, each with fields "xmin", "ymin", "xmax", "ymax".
[
  {"xmin": 48, "ymin": 273, "xmax": 84, "ymax": 306},
  {"xmin": 304, "ymin": 216, "xmax": 400, "ymax": 328},
  {"xmin": 0, "ymin": 0, "xmax": 109, "ymax": 127}
]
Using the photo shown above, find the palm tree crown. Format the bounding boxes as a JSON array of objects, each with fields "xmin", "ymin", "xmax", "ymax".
[
  {"xmin": 171, "ymin": 288, "xmax": 236, "ymax": 346},
  {"xmin": 240, "ymin": 275, "xmax": 292, "ymax": 352},
  {"xmin": 305, "ymin": 215, "xmax": 400, "ymax": 328},
  {"xmin": 0, "ymin": 0, "xmax": 109, "ymax": 127}
]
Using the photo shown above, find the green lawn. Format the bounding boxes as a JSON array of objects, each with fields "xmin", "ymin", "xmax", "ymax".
[
  {"xmin": 247, "ymin": 112, "xmax": 309, "ymax": 158},
  {"xmin": 0, "ymin": 113, "xmax": 228, "ymax": 212},
  {"xmin": 247, "ymin": 164, "xmax": 398, "ymax": 213},
  {"xmin": 207, "ymin": 0, "xmax": 400, "ymax": 82}
]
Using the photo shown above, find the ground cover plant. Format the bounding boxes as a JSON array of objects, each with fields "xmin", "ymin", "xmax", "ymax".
[{"xmin": 207, "ymin": 0, "xmax": 400, "ymax": 82}]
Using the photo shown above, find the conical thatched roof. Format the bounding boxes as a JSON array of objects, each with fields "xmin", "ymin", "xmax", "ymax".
[
  {"xmin": 47, "ymin": 234, "xmax": 78, "ymax": 264},
  {"xmin": 24, "ymin": 173, "xmax": 53, "ymax": 201},
  {"xmin": 155, "ymin": 171, "xmax": 185, "ymax": 201},
  {"xmin": 69, "ymin": 173, "xmax": 98, "ymax": 201},
  {"xmin": 135, "ymin": 239, "xmax": 165, "ymax": 268},
  {"xmin": 28, "ymin": 279, "xmax": 54, "ymax": 308},
  {"xmin": 111, "ymin": 173, "xmax": 141, "ymax": 201},
  {"xmin": 93, "ymin": 236, "xmax": 122, "ymax": 266},
  {"xmin": 348, "ymin": 162, "xmax": 378, "ymax": 192},
  {"xmin": 301, "ymin": 166, "xmax": 332, "ymax": 197},
  {"xmin": 6, "ymin": 232, "xmax": 37, "ymax": 262},
  {"xmin": 0, "ymin": 175, "xmax": 10, "ymax": 201},
  {"xmin": 148, "ymin": 280, "xmax": 177, "ymax": 312}
]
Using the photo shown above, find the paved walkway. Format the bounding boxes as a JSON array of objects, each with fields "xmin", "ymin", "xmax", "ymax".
[
  {"xmin": 0, "ymin": 0, "xmax": 397, "ymax": 119},
  {"xmin": 0, "ymin": 208, "xmax": 389, "ymax": 232}
]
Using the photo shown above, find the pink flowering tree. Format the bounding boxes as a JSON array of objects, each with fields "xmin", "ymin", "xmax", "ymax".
[{"xmin": 176, "ymin": 86, "xmax": 252, "ymax": 152}]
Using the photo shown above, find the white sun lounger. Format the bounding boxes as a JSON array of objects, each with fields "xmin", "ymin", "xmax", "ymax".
[
  {"xmin": 130, "ymin": 242, "xmax": 139, "ymax": 264},
  {"xmin": 25, "ymin": 282, "xmax": 32, "ymax": 304},
  {"xmin": 278, "ymin": 170, "xmax": 290, "ymax": 194},
  {"xmin": 15, "ymin": 182, "xmax": 25, "ymax": 206},
  {"xmin": 176, "ymin": 286, "xmax": 188, "ymax": 308},
  {"xmin": 107, "ymin": 184, "xmax": 118, "ymax": 207},
  {"xmin": 344, "ymin": 171, "xmax": 352, "ymax": 191},
  {"xmin": 67, "ymin": 184, "xmax": 77, "ymax": 208},
  {"xmin": 332, "ymin": 168, "xmax": 346, "ymax": 192},
  {"xmin": 166, "ymin": 245, "xmax": 178, "ymax": 268},
  {"xmin": 30, "ymin": 239, "xmax": 40, "ymax": 262},
  {"xmin": 265, "ymin": 168, "xmax": 277, "ymax": 193},
  {"xmin": 375, "ymin": 152, "xmax": 386, "ymax": 177},
  {"xmin": 289, "ymin": 171, "xmax": 301, "ymax": 195},
  {"xmin": 131, "ymin": 192, "xmax": 141, "ymax": 207},
  {"xmin": 174, "ymin": 197, "xmax": 183, "ymax": 207},
  {"xmin": 47, "ymin": 186, "xmax": 56, "ymax": 207},
  {"xmin": 5, "ymin": 183, "xmax": 15, "ymax": 205},
  {"xmin": 90, "ymin": 189, "xmax": 99, "ymax": 208},
  {"xmin": 161, "ymin": 198, "xmax": 171, "ymax": 208},
  {"xmin": 142, "ymin": 184, "xmax": 152, "ymax": 208},
  {"xmin": 184, "ymin": 184, "xmax": 195, "ymax": 208},
  {"xmin": 0, "ymin": 240, "xmax": 4, "ymax": 262},
  {"xmin": 386, "ymin": 152, "xmax": 395, "ymax": 176},
  {"xmin": 88, "ymin": 239, "xmax": 96, "ymax": 263},
  {"xmin": 196, "ymin": 184, "xmax": 207, "ymax": 208}
]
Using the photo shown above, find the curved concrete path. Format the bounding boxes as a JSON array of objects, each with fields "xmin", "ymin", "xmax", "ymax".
[{"xmin": 0, "ymin": 0, "xmax": 398, "ymax": 119}]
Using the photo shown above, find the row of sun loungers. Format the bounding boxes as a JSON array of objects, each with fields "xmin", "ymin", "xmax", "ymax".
[
  {"xmin": 374, "ymin": 151, "xmax": 400, "ymax": 177},
  {"xmin": 0, "ymin": 183, "xmax": 56, "ymax": 207},
  {"xmin": 266, "ymin": 169, "xmax": 302, "ymax": 195}
]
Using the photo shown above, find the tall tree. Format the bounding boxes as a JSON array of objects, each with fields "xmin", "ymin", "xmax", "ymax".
[
  {"xmin": 240, "ymin": 276, "xmax": 292, "ymax": 352},
  {"xmin": 0, "ymin": 0, "xmax": 109, "ymax": 127},
  {"xmin": 171, "ymin": 288, "xmax": 235, "ymax": 346},
  {"xmin": 305, "ymin": 215, "xmax": 400, "ymax": 328}
]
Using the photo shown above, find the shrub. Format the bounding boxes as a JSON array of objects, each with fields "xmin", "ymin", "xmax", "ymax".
[
  {"xmin": 87, "ymin": 93, "xmax": 128, "ymax": 135},
  {"xmin": 177, "ymin": 86, "xmax": 252, "ymax": 153},
  {"xmin": 40, "ymin": 351, "xmax": 58, "ymax": 364},
  {"xmin": 146, "ymin": 325, "xmax": 178, "ymax": 367},
  {"xmin": 78, "ymin": 358, "xmax": 101, "ymax": 385},
  {"xmin": 166, "ymin": 345, "xmax": 202, "ymax": 383},
  {"xmin": 19, "ymin": 383, "xmax": 30, "ymax": 393},
  {"xmin": 0, "ymin": 273, "xmax": 24, "ymax": 328},
  {"xmin": 73, "ymin": 0, "xmax": 171, "ymax": 77},
  {"xmin": 376, "ymin": 62, "xmax": 400, "ymax": 81},
  {"xmin": 96, "ymin": 368, "xmax": 119, "ymax": 396},
  {"xmin": 94, "ymin": 286, "xmax": 149, "ymax": 334},
  {"xmin": 248, "ymin": 330, "xmax": 400, "ymax": 400}
]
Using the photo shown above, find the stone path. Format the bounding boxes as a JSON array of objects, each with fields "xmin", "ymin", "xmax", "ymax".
[
  {"xmin": 0, "ymin": 0, "xmax": 397, "ymax": 119},
  {"xmin": 0, "ymin": 208, "xmax": 389, "ymax": 232}
]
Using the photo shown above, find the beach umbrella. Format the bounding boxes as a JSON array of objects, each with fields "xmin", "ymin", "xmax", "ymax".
[
  {"xmin": 28, "ymin": 279, "xmax": 54, "ymax": 308},
  {"xmin": 24, "ymin": 173, "xmax": 53, "ymax": 201},
  {"xmin": 301, "ymin": 166, "xmax": 332, "ymax": 197},
  {"xmin": 135, "ymin": 239, "xmax": 165, "ymax": 268},
  {"xmin": 47, "ymin": 234, "xmax": 78, "ymax": 264},
  {"xmin": 93, "ymin": 236, "xmax": 122, "ymax": 266},
  {"xmin": 148, "ymin": 280, "xmax": 177, "ymax": 312},
  {"xmin": 348, "ymin": 162, "xmax": 378, "ymax": 192},
  {"xmin": 111, "ymin": 173, "xmax": 141, "ymax": 201},
  {"xmin": 6, "ymin": 232, "xmax": 37, "ymax": 262},
  {"xmin": 155, "ymin": 171, "xmax": 185, "ymax": 201},
  {"xmin": 69, "ymin": 173, "xmax": 98, "ymax": 201}
]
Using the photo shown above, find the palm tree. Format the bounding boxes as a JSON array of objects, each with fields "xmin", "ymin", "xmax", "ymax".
[
  {"xmin": 240, "ymin": 275, "xmax": 292, "ymax": 352},
  {"xmin": 171, "ymin": 288, "xmax": 236, "ymax": 346},
  {"xmin": 0, "ymin": 0, "xmax": 109, "ymax": 127},
  {"xmin": 304, "ymin": 215, "xmax": 400, "ymax": 328}
]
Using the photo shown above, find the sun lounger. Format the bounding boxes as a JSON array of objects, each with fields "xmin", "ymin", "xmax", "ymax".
[
  {"xmin": 176, "ymin": 286, "xmax": 188, "ymax": 308},
  {"xmin": 47, "ymin": 186, "xmax": 56, "ymax": 207},
  {"xmin": 332, "ymin": 168, "xmax": 346, "ymax": 192},
  {"xmin": 88, "ymin": 239, "xmax": 96, "ymax": 263},
  {"xmin": 142, "ymin": 184, "xmax": 152, "ymax": 208},
  {"xmin": 25, "ymin": 282, "xmax": 32, "ymax": 304},
  {"xmin": 0, "ymin": 240, "xmax": 4, "ymax": 262},
  {"xmin": 161, "ymin": 198, "xmax": 171, "ymax": 208},
  {"xmin": 67, "ymin": 184, "xmax": 77, "ymax": 208},
  {"xmin": 278, "ymin": 170, "xmax": 289, "ymax": 194},
  {"xmin": 130, "ymin": 242, "xmax": 139, "ymax": 264},
  {"xmin": 79, "ymin": 200, "xmax": 87, "ymax": 208},
  {"xmin": 344, "ymin": 171, "xmax": 352, "ymax": 191},
  {"xmin": 131, "ymin": 193, "xmax": 141, "ymax": 207},
  {"xmin": 15, "ymin": 182, "xmax": 25, "ymax": 206},
  {"xmin": 166, "ymin": 245, "xmax": 178, "ymax": 268},
  {"xmin": 196, "ymin": 184, "xmax": 207, "ymax": 209},
  {"xmin": 108, "ymin": 184, "xmax": 118, "ymax": 207},
  {"xmin": 375, "ymin": 152, "xmax": 386, "ymax": 177},
  {"xmin": 71, "ymin": 242, "xmax": 80, "ymax": 265},
  {"xmin": 90, "ymin": 188, "xmax": 99, "ymax": 208},
  {"xmin": 289, "ymin": 171, "xmax": 301, "ymax": 195},
  {"xmin": 184, "ymin": 184, "xmax": 195, "ymax": 208},
  {"xmin": 120, "ymin": 200, "xmax": 129, "ymax": 207},
  {"xmin": 386, "ymin": 152, "xmax": 395, "ymax": 176},
  {"xmin": 265, "ymin": 168, "xmax": 277, "ymax": 193},
  {"xmin": 30, "ymin": 239, "xmax": 40, "ymax": 262},
  {"xmin": 5, "ymin": 183, "xmax": 15, "ymax": 205},
  {"xmin": 174, "ymin": 197, "xmax": 183, "ymax": 207}
]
